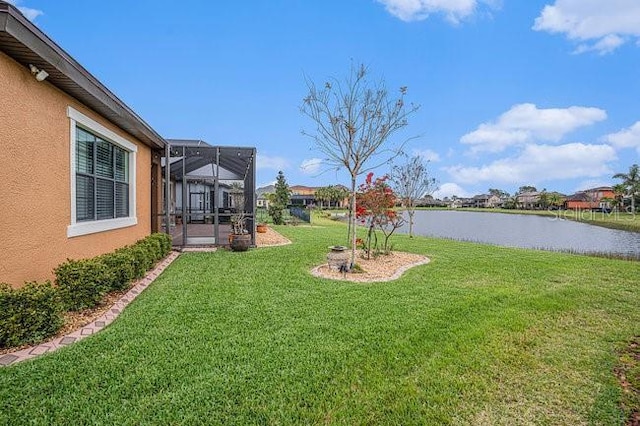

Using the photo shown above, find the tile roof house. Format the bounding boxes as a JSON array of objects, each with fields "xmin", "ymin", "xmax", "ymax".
[
  {"xmin": 565, "ymin": 187, "xmax": 614, "ymax": 210},
  {"xmin": 290, "ymin": 185, "xmax": 317, "ymax": 206},
  {"xmin": 0, "ymin": 2, "xmax": 166, "ymax": 286}
]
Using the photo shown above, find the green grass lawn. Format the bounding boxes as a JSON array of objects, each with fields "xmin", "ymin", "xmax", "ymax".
[{"xmin": 1, "ymin": 221, "xmax": 638, "ymax": 424}]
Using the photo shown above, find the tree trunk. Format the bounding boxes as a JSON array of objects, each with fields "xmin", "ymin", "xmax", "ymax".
[
  {"xmin": 408, "ymin": 209, "xmax": 414, "ymax": 238},
  {"xmin": 350, "ymin": 175, "xmax": 357, "ymax": 268}
]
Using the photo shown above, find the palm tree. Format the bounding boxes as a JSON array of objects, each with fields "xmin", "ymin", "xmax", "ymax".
[
  {"xmin": 612, "ymin": 183, "xmax": 626, "ymax": 212},
  {"xmin": 547, "ymin": 192, "xmax": 564, "ymax": 210},
  {"xmin": 538, "ymin": 189, "xmax": 549, "ymax": 210},
  {"xmin": 613, "ymin": 164, "xmax": 640, "ymax": 213},
  {"xmin": 329, "ymin": 185, "xmax": 349, "ymax": 208},
  {"xmin": 314, "ymin": 186, "xmax": 330, "ymax": 210}
]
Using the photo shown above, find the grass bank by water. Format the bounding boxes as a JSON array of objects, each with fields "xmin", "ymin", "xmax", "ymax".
[{"xmin": 0, "ymin": 219, "xmax": 638, "ymax": 424}]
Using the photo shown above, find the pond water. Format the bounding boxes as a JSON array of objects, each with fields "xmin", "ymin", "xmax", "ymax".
[{"xmin": 398, "ymin": 210, "xmax": 640, "ymax": 258}]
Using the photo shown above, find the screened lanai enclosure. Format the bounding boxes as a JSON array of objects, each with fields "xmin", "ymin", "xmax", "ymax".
[{"xmin": 161, "ymin": 140, "xmax": 256, "ymax": 247}]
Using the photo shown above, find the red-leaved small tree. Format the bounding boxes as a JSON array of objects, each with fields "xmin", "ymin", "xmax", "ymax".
[{"xmin": 356, "ymin": 172, "xmax": 405, "ymax": 259}]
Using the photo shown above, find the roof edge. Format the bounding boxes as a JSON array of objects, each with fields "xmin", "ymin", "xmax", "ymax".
[{"xmin": 0, "ymin": 1, "xmax": 166, "ymax": 149}]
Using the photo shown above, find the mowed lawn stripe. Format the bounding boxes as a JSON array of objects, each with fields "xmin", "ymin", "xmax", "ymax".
[{"xmin": 0, "ymin": 222, "xmax": 638, "ymax": 424}]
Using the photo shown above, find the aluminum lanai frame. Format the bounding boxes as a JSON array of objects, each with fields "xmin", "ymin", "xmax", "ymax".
[{"xmin": 163, "ymin": 140, "xmax": 256, "ymax": 247}]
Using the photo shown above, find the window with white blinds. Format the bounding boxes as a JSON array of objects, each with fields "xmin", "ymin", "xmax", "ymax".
[
  {"xmin": 75, "ymin": 127, "xmax": 130, "ymax": 222},
  {"xmin": 67, "ymin": 106, "xmax": 138, "ymax": 238}
]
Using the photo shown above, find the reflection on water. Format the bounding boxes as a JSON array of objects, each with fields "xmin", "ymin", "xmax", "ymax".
[{"xmin": 400, "ymin": 210, "xmax": 640, "ymax": 257}]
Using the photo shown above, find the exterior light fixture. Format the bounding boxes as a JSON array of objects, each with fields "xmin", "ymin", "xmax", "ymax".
[{"xmin": 28, "ymin": 64, "xmax": 49, "ymax": 81}]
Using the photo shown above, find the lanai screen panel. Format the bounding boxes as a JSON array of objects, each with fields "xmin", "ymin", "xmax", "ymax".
[{"xmin": 162, "ymin": 142, "xmax": 256, "ymax": 247}]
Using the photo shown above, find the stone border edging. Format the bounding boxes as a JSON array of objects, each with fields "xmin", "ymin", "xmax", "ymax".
[
  {"xmin": 310, "ymin": 255, "xmax": 431, "ymax": 283},
  {"xmin": 258, "ymin": 238, "xmax": 292, "ymax": 248},
  {"xmin": 0, "ymin": 251, "xmax": 181, "ymax": 367}
]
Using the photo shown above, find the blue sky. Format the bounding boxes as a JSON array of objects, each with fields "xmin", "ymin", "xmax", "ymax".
[{"xmin": 11, "ymin": 0, "xmax": 640, "ymax": 197}]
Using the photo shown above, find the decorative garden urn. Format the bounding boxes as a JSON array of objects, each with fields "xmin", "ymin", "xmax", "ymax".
[{"xmin": 327, "ymin": 246, "xmax": 350, "ymax": 272}]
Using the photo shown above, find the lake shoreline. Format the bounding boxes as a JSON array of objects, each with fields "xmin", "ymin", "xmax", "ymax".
[
  {"xmin": 414, "ymin": 207, "xmax": 640, "ymax": 233},
  {"xmin": 396, "ymin": 209, "xmax": 640, "ymax": 259}
]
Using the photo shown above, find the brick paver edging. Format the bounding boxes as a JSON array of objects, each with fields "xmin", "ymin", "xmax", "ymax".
[{"xmin": 0, "ymin": 251, "xmax": 181, "ymax": 367}]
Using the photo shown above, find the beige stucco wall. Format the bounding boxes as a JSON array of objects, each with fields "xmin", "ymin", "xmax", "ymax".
[{"xmin": 0, "ymin": 51, "xmax": 155, "ymax": 287}]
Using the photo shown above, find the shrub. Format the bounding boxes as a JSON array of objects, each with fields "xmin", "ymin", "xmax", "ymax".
[
  {"xmin": 140, "ymin": 237, "xmax": 162, "ymax": 262},
  {"xmin": 0, "ymin": 233, "xmax": 173, "ymax": 350},
  {"xmin": 149, "ymin": 233, "xmax": 172, "ymax": 257},
  {"xmin": 0, "ymin": 281, "xmax": 64, "ymax": 348},
  {"xmin": 99, "ymin": 251, "xmax": 136, "ymax": 292},
  {"xmin": 55, "ymin": 259, "xmax": 111, "ymax": 311},
  {"xmin": 116, "ymin": 233, "xmax": 172, "ymax": 280},
  {"xmin": 127, "ymin": 244, "xmax": 154, "ymax": 279}
]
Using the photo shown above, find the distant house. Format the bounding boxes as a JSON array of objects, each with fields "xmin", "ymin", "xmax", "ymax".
[
  {"xmin": 256, "ymin": 184, "xmax": 349, "ymax": 209},
  {"xmin": 448, "ymin": 198, "xmax": 462, "ymax": 208},
  {"xmin": 472, "ymin": 194, "xmax": 489, "ymax": 208},
  {"xmin": 290, "ymin": 185, "xmax": 316, "ymax": 207},
  {"xmin": 0, "ymin": 2, "xmax": 166, "ymax": 286},
  {"xmin": 516, "ymin": 191, "xmax": 541, "ymax": 209},
  {"xmin": 564, "ymin": 187, "xmax": 614, "ymax": 210},
  {"xmin": 416, "ymin": 195, "xmax": 446, "ymax": 208},
  {"xmin": 448, "ymin": 197, "xmax": 475, "ymax": 208},
  {"xmin": 472, "ymin": 194, "xmax": 502, "ymax": 208}
]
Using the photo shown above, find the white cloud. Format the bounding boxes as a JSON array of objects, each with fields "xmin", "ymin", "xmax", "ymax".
[
  {"xmin": 376, "ymin": 0, "xmax": 497, "ymax": 24},
  {"xmin": 460, "ymin": 103, "xmax": 607, "ymax": 153},
  {"xmin": 604, "ymin": 121, "xmax": 640, "ymax": 154},
  {"xmin": 533, "ymin": 0, "xmax": 640, "ymax": 54},
  {"xmin": 299, "ymin": 158, "xmax": 323, "ymax": 175},
  {"xmin": 573, "ymin": 34, "xmax": 625, "ymax": 55},
  {"xmin": 256, "ymin": 154, "xmax": 289, "ymax": 171},
  {"xmin": 412, "ymin": 148, "xmax": 441, "ymax": 162},
  {"xmin": 446, "ymin": 143, "xmax": 617, "ymax": 184},
  {"xmin": 433, "ymin": 182, "xmax": 471, "ymax": 199},
  {"xmin": 6, "ymin": 0, "xmax": 43, "ymax": 21}
]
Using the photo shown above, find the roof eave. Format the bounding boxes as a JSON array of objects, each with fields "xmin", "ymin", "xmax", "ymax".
[{"xmin": 0, "ymin": 2, "xmax": 166, "ymax": 150}]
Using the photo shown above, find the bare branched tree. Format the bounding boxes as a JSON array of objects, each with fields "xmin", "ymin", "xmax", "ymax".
[
  {"xmin": 390, "ymin": 155, "xmax": 437, "ymax": 238},
  {"xmin": 301, "ymin": 64, "xmax": 419, "ymax": 267}
]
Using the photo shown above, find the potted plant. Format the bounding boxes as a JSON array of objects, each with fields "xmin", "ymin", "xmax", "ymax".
[
  {"xmin": 256, "ymin": 207, "xmax": 268, "ymax": 233},
  {"xmin": 229, "ymin": 184, "xmax": 251, "ymax": 252},
  {"xmin": 230, "ymin": 212, "xmax": 251, "ymax": 251}
]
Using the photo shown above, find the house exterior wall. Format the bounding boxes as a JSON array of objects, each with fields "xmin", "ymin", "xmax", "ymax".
[
  {"xmin": 516, "ymin": 192, "xmax": 541, "ymax": 209},
  {"xmin": 565, "ymin": 188, "xmax": 615, "ymax": 210},
  {"xmin": 596, "ymin": 189, "xmax": 615, "ymax": 200},
  {"xmin": 565, "ymin": 201, "xmax": 594, "ymax": 210},
  {"xmin": 290, "ymin": 185, "xmax": 315, "ymax": 196},
  {"xmin": 0, "ymin": 51, "xmax": 154, "ymax": 287},
  {"xmin": 487, "ymin": 195, "xmax": 501, "ymax": 207}
]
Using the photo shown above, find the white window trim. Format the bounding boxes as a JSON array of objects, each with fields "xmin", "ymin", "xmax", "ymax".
[{"xmin": 67, "ymin": 106, "xmax": 138, "ymax": 238}]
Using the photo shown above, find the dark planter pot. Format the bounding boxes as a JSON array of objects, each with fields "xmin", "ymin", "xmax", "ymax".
[{"xmin": 230, "ymin": 234, "xmax": 251, "ymax": 252}]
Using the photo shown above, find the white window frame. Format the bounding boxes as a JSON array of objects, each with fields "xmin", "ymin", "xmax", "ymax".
[{"xmin": 67, "ymin": 106, "xmax": 137, "ymax": 237}]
